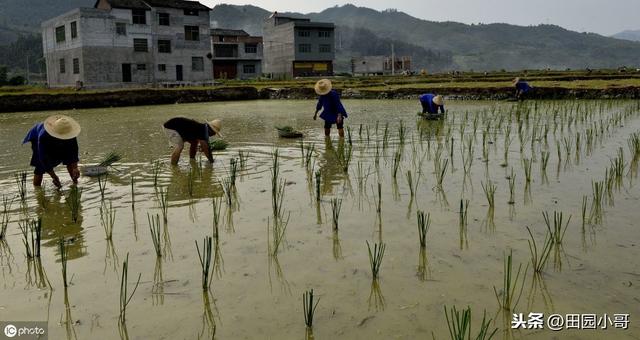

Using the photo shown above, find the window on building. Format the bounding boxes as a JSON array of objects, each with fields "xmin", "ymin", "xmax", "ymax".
[
  {"xmin": 319, "ymin": 44, "xmax": 331, "ymax": 53},
  {"xmin": 137, "ymin": 64, "xmax": 146, "ymax": 71},
  {"xmin": 184, "ymin": 9, "xmax": 199, "ymax": 16},
  {"xmin": 158, "ymin": 13, "xmax": 170, "ymax": 26},
  {"xmin": 184, "ymin": 26, "xmax": 200, "ymax": 41},
  {"xmin": 318, "ymin": 30, "xmax": 332, "ymax": 38},
  {"xmin": 132, "ymin": 9, "xmax": 146, "ymax": 25},
  {"xmin": 73, "ymin": 58, "xmax": 80, "ymax": 74},
  {"xmin": 55, "ymin": 26, "xmax": 65, "ymax": 43},
  {"xmin": 297, "ymin": 30, "xmax": 311, "ymax": 37},
  {"xmin": 116, "ymin": 23, "xmax": 127, "ymax": 36},
  {"xmin": 71, "ymin": 22, "xmax": 78, "ymax": 39},
  {"xmin": 214, "ymin": 44, "xmax": 238, "ymax": 57},
  {"xmin": 244, "ymin": 43, "xmax": 257, "ymax": 54},
  {"xmin": 133, "ymin": 39, "xmax": 148, "ymax": 52},
  {"xmin": 192, "ymin": 57, "xmax": 204, "ymax": 71},
  {"xmin": 158, "ymin": 40, "xmax": 171, "ymax": 53},
  {"xmin": 59, "ymin": 58, "xmax": 65, "ymax": 73},
  {"xmin": 158, "ymin": 64, "xmax": 167, "ymax": 72},
  {"xmin": 298, "ymin": 43, "xmax": 311, "ymax": 53},
  {"xmin": 243, "ymin": 64, "xmax": 256, "ymax": 74}
]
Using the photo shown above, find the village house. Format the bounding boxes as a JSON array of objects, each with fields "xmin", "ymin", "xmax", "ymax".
[
  {"xmin": 210, "ymin": 29, "xmax": 263, "ymax": 80},
  {"xmin": 262, "ymin": 13, "xmax": 335, "ymax": 78},
  {"xmin": 41, "ymin": 0, "xmax": 212, "ymax": 88}
]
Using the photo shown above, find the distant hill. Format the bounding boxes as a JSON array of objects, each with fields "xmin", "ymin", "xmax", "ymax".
[{"xmin": 612, "ymin": 30, "xmax": 640, "ymax": 42}]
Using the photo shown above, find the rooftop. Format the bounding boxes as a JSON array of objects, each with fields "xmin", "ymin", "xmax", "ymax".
[
  {"xmin": 94, "ymin": 0, "xmax": 210, "ymax": 10},
  {"xmin": 211, "ymin": 28, "xmax": 250, "ymax": 37}
]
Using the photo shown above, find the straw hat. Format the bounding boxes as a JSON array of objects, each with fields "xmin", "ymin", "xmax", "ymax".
[
  {"xmin": 512, "ymin": 77, "xmax": 520, "ymax": 85},
  {"xmin": 44, "ymin": 114, "xmax": 81, "ymax": 140},
  {"xmin": 314, "ymin": 79, "xmax": 332, "ymax": 96},
  {"xmin": 433, "ymin": 95, "xmax": 444, "ymax": 106},
  {"xmin": 208, "ymin": 119, "xmax": 223, "ymax": 138}
]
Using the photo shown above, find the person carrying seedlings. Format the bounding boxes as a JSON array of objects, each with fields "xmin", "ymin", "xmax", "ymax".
[
  {"xmin": 23, "ymin": 114, "xmax": 81, "ymax": 188},
  {"xmin": 513, "ymin": 77, "xmax": 533, "ymax": 100},
  {"xmin": 313, "ymin": 79, "xmax": 348, "ymax": 138},
  {"xmin": 163, "ymin": 117, "xmax": 222, "ymax": 165},
  {"xmin": 419, "ymin": 93, "xmax": 445, "ymax": 118}
]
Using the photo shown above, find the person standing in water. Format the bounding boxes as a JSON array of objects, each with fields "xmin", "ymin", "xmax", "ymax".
[
  {"xmin": 23, "ymin": 114, "xmax": 81, "ymax": 188},
  {"xmin": 313, "ymin": 79, "xmax": 348, "ymax": 138},
  {"xmin": 163, "ymin": 117, "xmax": 222, "ymax": 165},
  {"xmin": 419, "ymin": 93, "xmax": 445, "ymax": 118}
]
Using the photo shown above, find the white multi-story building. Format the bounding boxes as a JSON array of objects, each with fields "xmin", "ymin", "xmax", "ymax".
[{"xmin": 42, "ymin": 0, "xmax": 212, "ymax": 88}]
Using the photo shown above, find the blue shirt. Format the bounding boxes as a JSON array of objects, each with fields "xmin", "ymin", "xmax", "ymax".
[
  {"xmin": 316, "ymin": 90, "xmax": 348, "ymax": 123},
  {"xmin": 23, "ymin": 123, "xmax": 79, "ymax": 174},
  {"xmin": 515, "ymin": 81, "xmax": 532, "ymax": 93},
  {"xmin": 419, "ymin": 93, "xmax": 445, "ymax": 114}
]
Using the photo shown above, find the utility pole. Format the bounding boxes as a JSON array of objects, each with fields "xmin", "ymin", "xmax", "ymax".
[{"xmin": 391, "ymin": 43, "xmax": 395, "ymax": 76}]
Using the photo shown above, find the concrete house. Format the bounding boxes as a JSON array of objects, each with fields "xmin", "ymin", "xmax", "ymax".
[
  {"xmin": 262, "ymin": 13, "xmax": 335, "ymax": 78},
  {"xmin": 211, "ymin": 29, "xmax": 263, "ymax": 80},
  {"xmin": 351, "ymin": 56, "xmax": 412, "ymax": 76},
  {"xmin": 42, "ymin": 0, "xmax": 212, "ymax": 88}
]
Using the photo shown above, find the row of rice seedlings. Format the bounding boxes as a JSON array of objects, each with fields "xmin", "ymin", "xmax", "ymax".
[
  {"xmin": 196, "ymin": 236, "xmax": 214, "ymax": 291},
  {"xmin": 97, "ymin": 175, "xmax": 108, "ymax": 200},
  {"xmin": 212, "ymin": 197, "xmax": 222, "ymax": 240},
  {"xmin": 507, "ymin": 169, "xmax": 516, "ymax": 205},
  {"xmin": 100, "ymin": 200, "xmax": 116, "ymax": 240},
  {"xmin": 523, "ymin": 158, "xmax": 532, "ymax": 183},
  {"xmin": 443, "ymin": 305, "xmax": 497, "ymax": 340},
  {"xmin": 119, "ymin": 253, "xmax": 141, "ymax": 323},
  {"xmin": 19, "ymin": 218, "xmax": 42, "ymax": 258},
  {"xmin": 0, "ymin": 195, "xmax": 13, "ymax": 240},
  {"xmin": 417, "ymin": 210, "xmax": 431, "ymax": 248},
  {"xmin": 493, "ymin": 250, "xmax": 527, "ymax": 311},
  {"xmin": 481, "ymin": 181, "xmax": 496, "ymax": 208},
  {"xmin": 158, "ymin": 187, "xmax": 169, "ymax": 222},
  {"xmin": 65, "ymin": 186, "xmax": 82, "ymax": 223},
  {"xmin": 14, "ymin": 171, "xmax": 28, "ymax": 202},
  {"xmin": 543, "ymin": 211, "xmax": 571, "ymax": 246},
  {"xmin": 303, "ymin": 289, "xmax": 320, "ymax": 329},
  {"xmin": 366, "ymin": 241, "xmax": 386, "ymax": 279},
  {"xmin": 59, "ymin": 238, "xmax": 69, "ymax": 288},
  {"xmin": 330, "ymin": 198, "xmax": 342, "ymax": 231},
  {"xmin": 526, "ymin": 227, "xmax": 553, "ymax": 274},
  {"xmin": 148, "ymin": 214, "xmax": 163, "ymax": 257}
]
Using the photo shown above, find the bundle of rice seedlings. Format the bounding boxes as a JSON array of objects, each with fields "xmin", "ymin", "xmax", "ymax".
[
  {"xmin": 276, "ymin": 126, "xmax": 304, "ymax": 138},
  {"xmin": 209, "ymin": 139, "xmax": 229, "ymax": 151},
  {"xmin": 98, "ymin": 151, "xmax": 123, "ymax": 167}
]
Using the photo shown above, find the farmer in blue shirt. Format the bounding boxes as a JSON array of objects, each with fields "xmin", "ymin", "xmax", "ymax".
[
  {"xmin": 23, "ymin": 115, "xmax": 81, "ymax": 188},
  {"xmin": 513, "ymin": 78, "xmax": 533, "ymax": 100},
  {"xmin": 313, "ymin": 79, "xmax": 348, "ymax": 138},
  {"xmin": 419, "ymin": 93, "xmax": 445, "ymax": 117}
]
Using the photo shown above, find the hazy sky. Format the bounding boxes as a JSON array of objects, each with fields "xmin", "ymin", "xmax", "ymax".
[{"xmin": 202, "ymin": 0, "xmax": 639, "ymax": 36}]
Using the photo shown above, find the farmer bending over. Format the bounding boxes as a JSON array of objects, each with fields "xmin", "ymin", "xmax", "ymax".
[
  {"xmin": 23, "ymin": 115, "xmax": 81, "ymax": 188},
  {"xmin": 513, "ymin": 77, "xmax": 533, "ymax": 100},
  {"xmin": 419, "ymin": 93, "xmax": 445, "ymax": 117},
  {"xmin": 163, "ymin": 117, "xmax": 222, "ymax": 165},
  {"xmin": 313, "ymin": 79, "xmax": 348, "ymax": 138}
]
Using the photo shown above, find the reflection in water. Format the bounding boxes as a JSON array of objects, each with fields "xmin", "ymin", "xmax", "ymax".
[
  {"xmin": 267, "ymin": 255, "xmax": 291, "ymax": 295},
  {"xmin": 25, "ymin": 257, "xmax": 52, "ymax": 289},
  {"xmin": 332, "ymin": 230, "xmax": 343, "ymax": 261},
  {"xmin": 417, "ymin": 247, "xmax": 431, "ymax": 282},
  {"xmin": 368, "ymin": 279, "xmax": 386, "ymax": 312},
  {"xmin": 103, "ymin": 240, "xmax": 119, "ymax": 274},
  {"xmin": 38, "ymin": 191, "xmax": 86, "ymax": 261},
  {"xmin": 319, "ymin": 138, "xmax": 347, "ymax": 196},
  {"xmin": 62, "ymin": 289, "xmax": 78, "ymax": 340},
  {"xmin": 162, "ymin": 221, "xmax": 173, "ymax": 261},
  {"xmin": 198, "ymin": 290, "xmax": 218, "ymax": 340},
  {"xmin": 526, "ymin": 273, "xmax": 554, "ymax": 314},
  {"xmin": 213, "ymin": 238, "xmax": 224, "ymax": 279},
  {"xmin": 153, "ymin": 258, "xmax": 164, "ymax": 306}
]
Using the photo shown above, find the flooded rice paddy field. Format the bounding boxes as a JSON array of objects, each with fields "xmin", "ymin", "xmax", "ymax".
[{"xmin": 1, "ymin": 100, "xmax": 640, "ymax": 339}]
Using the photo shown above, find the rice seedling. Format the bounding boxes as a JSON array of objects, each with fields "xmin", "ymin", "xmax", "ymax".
[
  {"xmin": 303, "ymin": 289, "xmax": 320, "ymax": 329},
  {"xmin": 523, "ymin": 158, "xmax": 532, "ymax": 183},
  {"xmin": 481, "ymin": 181, "xmax": 496, "ymax": 208},
  {"xmin": 526, "ymin": 227, "xmax": 553, "ymax": 274},
  {"xmin": 416, "ymin": 210, "xmax": 430, "ymax": 248},
  {"xmin": 212, "ymin": 197, "xmax": 222, "ymax": 239},
  {"xmin": 330, "ymin": 198, "xmax": 342, "ymax": 231},
  {"xmin": 507, "ymin": 170, "xmax": 516, "ymax": 205},
  {"xmin": 493, "ymin": 250, "xmax": 528, "ymax": 311},
  {"xmin": 581, "ymin": 195, "xmax": 588, "ymax": 229},
  {"xmin": 119, "ymin": 253, "xmax": 141, "ymax": 323},
  {"xmin": 14, "ymin": 171, "xmax": 27, "ymax": 202},
  {"xmin": 130, "ymin": 176, "xmax": 135, "ymax": 208},
  {"xmin": 65, "ymin": 186, "xmax": 82, "ymax": 223},
  {"xmin": 19, "ymin": 218, "xmax": 42, "ymax": 258},
  {"xmin": 229, "ymin": 158, "xmax": 239, "ymax": 187},
  {"xmin": 443, "ymin": 305, "xmax": 497, "ymax": 340},
  {"xmin": 366, "ymin": 241, "xmax": 386, "ymax": 279},
  {"xmin": 152, "ymin": 160, "xmax": 162, "ymax": 187},
  {"xmin": 98, "ymin": 151, "xmax": 122, "ymax": 167},
  {"xmin": 315, "ymin": 169, "xmax": 321, "ymax": 202},
  {"xmin": 540, "ymin": 151, "xmax": 550, "ymax": 173},
  {"xmin": 375, "ymin": 182, "xmax": 382, "ymax": 214},
  {"xmin": 100, "ymin": 200, "xmax": 116, "ymax": 240},
  {"xmin": 543, "ymin": 211, "xmax": 571, "ymax": 246},
  {"xmin": 398, "ymin": 120, "xmax": 406, "ymax": 144},
  {"xmin": 97, "ymin": 175, "xmax": 107, "ymax": 200},
  {"xmin": 238, "ymin": 151, "xmax": 249, "ymax": 169},
  {"xmin": 186, "ymin": 167, "xmax": 195, "ymax": 197},
  {"xmin": 405, "ymin": 170, "xmax": 419, "ymax": 197},
  {"xmin": 0, "ymin": 195, "xmax": 13, "ymax": 240},
  {"xmin": 435, "ymin": 158, "xmax": 449, "ymax": 189},
  {"xmin": 268, "ymin": 214, "xmax": 290, "ymax": 257},
  {"xmin": 196, "ymin": 236, "xmax": 214, "ymax": 290},
  {"xmin": 340, "ymin": 144, "xmax": 353, "ymax": 173},
  {"xmin": 158, "ymin": 186, "xmax": 169, "ymax": 222},
  {"xmin": 148, "ymin": 214, "xmax": 163, "ymax": 257},
  {"xmin": 459, "ymin": 199, "xmax": 469, "ymax": 229},
  {"xmin": 303, "ymin": 143, "xmax": 315, "ymax": 169},
  {"xmin": 392, "ymin": 149, "xmax": 402, "ymax": 178},
  {"xmin": 222, "ymin": 177, "xmax": 234, "ymax": 206},
  {"xmin": 59, "ymin": 238, "xmax": 69, "ymax": 288},
  {"xmin": 589, "ymin": 180, "xmax": 604, "ymax": 224}
]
